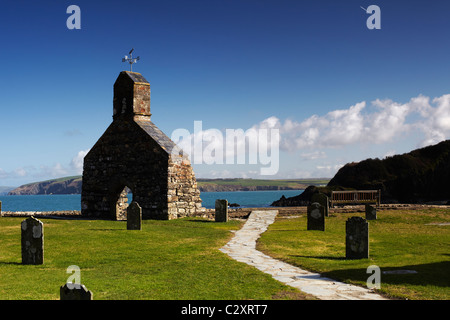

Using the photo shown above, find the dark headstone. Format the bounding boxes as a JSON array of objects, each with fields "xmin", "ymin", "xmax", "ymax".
[
  {"xmin": 307, "ymin": 202, "xmax": 325, "ymax": 231},
  {"xmin": 60, "ymin": 283, "xmax": 93, "ymax": 300},
  {"xmin": 346, "ymin": 216, "xmax": 369, "ymax": 259},
  {"xmin": 365, "ymin": 204, "xmax": 377, "ymax": 220},
  {"xmin": 311, "ymin": 193, "xmax": 329, "ymax": 217},
  {"xmin": 127, "ymin": 201, "xmax": 142, "ymax": 230},
  {"xmin": 215, "ymin": 199, "xmax": 228, "ymax": 222},
  {"xmin": 21, "ymin": 216, "xmax": 44, "ymax": 265}
]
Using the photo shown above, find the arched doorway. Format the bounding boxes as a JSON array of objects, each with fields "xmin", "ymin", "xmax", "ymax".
[{"xmin": 110, "ymin": 185, "xmax": 133, "ymax": 220}]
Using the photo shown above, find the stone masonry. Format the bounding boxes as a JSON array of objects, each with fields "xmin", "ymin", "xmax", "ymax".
[{"xmin": 81, "ymin": 71, "xmax": 204, "ymax": 220}]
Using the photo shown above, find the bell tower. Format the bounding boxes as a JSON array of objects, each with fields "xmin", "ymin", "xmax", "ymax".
[{"xmin": 112, "ymin": 71, "xmax": 151, "ymax": 121}]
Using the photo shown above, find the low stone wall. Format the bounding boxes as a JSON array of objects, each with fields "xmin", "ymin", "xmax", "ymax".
[
  {"xmin": 0, "ymin": 210, "xmax": 82, "ymax": 218},
  {"xmin": 1, "ymin": 204, "xmax": 448, "ymax": 219}
]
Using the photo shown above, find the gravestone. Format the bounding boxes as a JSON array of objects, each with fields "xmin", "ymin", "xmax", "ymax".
[
  {"xmin": 215, "ymin": 199, "xmax": 228, "ymax": 222},
  {"xmin": 365, "ymin": 204, "xmax": 377, "ymax": 220},
  {"xmin": 311, "ymin": 193, "xmax": 329, "ymax": 217},
  {"xmin": 127, "ymin": 201, "xmax": 142, "ymax": 230},
  {"xmin": 307, "ymin": 202, "xmax": 325, "ymax": 231},
  {"xmin": 60, "ymin": 283, "xmax": 93, "ymax": 300},
  {"xmin": 0, "ymin": 200, "xmax": 2, "ymax": 216},
  {"xmin": 21, "ymin": 216, "xmax": 44, "ymax": 265},
  {"xmin": 346, "ymin": 216, "xmax": 369, "ymax": 259}
]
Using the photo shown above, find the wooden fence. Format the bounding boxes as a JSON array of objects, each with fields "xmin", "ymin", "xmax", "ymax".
[{"xmin": 330, "ymin": 190, "xmax": 381, "ymax": 207}]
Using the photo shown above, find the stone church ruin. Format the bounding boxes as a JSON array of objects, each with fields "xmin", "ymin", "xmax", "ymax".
[{"xmin": 81, "ymin": 71, "xmax": 203, "ymax": 220}]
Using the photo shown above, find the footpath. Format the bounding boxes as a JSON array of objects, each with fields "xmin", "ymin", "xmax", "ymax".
[{"xmin": 219, "ymin": 210, "xmax": 388, "ymax": 300}]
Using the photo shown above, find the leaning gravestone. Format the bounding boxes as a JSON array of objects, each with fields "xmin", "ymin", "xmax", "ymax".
[
  {"xmin": 346, "ymin": 216, "xmax": 369, "ymax": 259},
  {"xmin": 215, "ymin": 199, "xmax": 228, "ymax": 222},
  {"xmin": 60, "ymin": 283, "xmax": 93, "ymax": 300},
  {"xmin": 311, "ymin": 193, "xmax": 329, "ymax": 217},
  {"xmin": 307, "ymin": 202, "xmax": 325, "ymax": 231},
  {"xmin": 21, "ymin": 216, "xmax": 44, "ymax": 265},
  {"xmin": 365, "ymin": 204, "xmax": 377, "ymax": 220},
  {"xmin": 127, "ymin": 201, "xmax": 142, "ymax": 230}
]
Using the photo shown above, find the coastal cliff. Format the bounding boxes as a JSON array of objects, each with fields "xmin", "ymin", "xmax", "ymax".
[
  {"xmin": 8, "ymin": 176, "xmax": 82, "ymax": 195},
  {"xmin": 272, "ymin": 139, "xmax": 450, "ymax": 206}
]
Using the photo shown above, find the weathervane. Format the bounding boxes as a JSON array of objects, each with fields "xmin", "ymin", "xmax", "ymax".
[{"xmin": 122, "ymin": 48, "xmax": 140, "ymax": 72}]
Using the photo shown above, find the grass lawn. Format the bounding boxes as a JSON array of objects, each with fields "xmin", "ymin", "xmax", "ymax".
[
  {"xmin": 0, "ymin": 217, "xmax": 310, "ymax": 300},
  {"xmin": 257, "ymin": 208, "xmax": 450, "ymax": 300}
]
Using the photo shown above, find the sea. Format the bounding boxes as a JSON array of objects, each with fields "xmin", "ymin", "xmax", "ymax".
[{"xmin": 0, "ymin": 190, "xmax": 303, "ymax": 212}]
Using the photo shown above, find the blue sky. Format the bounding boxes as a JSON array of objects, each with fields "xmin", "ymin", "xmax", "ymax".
[{"xmin": 1, "ymin": 0, "xmax": 450, "ymax": 186}]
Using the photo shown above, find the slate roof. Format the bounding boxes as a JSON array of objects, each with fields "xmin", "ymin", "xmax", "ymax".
[
  {"xmin": 134, "ymin": 119, "xmax": 186, "ymax": 158},
  {"xmin": 123, "ymin": 71, "xmax": 150, "ymax": 85}
]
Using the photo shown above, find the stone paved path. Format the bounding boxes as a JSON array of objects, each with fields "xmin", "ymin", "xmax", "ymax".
[{"xmin": 219, "ymin": 210, "xmax": 388, "ymax": 300}]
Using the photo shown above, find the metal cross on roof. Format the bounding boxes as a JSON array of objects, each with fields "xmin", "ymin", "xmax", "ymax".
[{"xmin": 122, "ymin": 48, "xmax": 140, "ymax": 72}]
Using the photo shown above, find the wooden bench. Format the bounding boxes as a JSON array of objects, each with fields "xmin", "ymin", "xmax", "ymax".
[{"xmin": 331, "ymin": 190, "xmax": 381, "ymax": 208}]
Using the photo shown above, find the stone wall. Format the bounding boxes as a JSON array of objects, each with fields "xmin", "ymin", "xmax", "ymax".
[{"xmin": 167, "ymin": 157, "xmax": 204, "ymax": 219}]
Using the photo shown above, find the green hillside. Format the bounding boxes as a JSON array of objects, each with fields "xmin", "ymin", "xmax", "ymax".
[{"xmin": 7, "ymin": 176, "xmax": 329, "ymax": 195}]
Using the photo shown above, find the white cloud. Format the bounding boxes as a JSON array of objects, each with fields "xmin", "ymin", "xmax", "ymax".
[
  {"xmin": 14, "ymin": 168, "xmax": 27, "ymax": 177},
  {"xmin": 171, "ymin": 121, "xmax": 280, "ymax": 175},
  {"xmin": 300, "ymin": 151, "xmax": 326, "ymax": 160},
  {"xmin": 39, "ymin": 163, "xmax": 68, "ymax": 178},
  {"xmin": 70, "ymin": 149, "xmax": 90, "ymax": 174},
  {"xmin": 366, "ymin": 99, "xmax": 411, "ymax": 143},
  {"xmin": 313, "ymin": 164, "xmax": 344, "ymax": 177},
  {"xmin": 383, "ymin": 150, "xmax": 396, "ymax": 159},
  {"xmin": 262, "ymin": 93, "xmax": 450, "ymax": 152},
  {"xmin": 1, "ymin": 149, "xmax": 90, "ymax": 185},
  {"xmin": 416, "ymin": 94, "xmax": 450, "ymax": 146}
]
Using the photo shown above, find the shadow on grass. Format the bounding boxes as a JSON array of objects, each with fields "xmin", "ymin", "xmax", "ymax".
[
  {"xmin": 87, "ymin": 228, "xmax": 124, "ymax": 231},
  {"xmin": 184, "ymin": 219, "xmax": 215, "ymax": 223},
  {"xmin": 323, "ymin": 261, "xmax": 450, "ymax": 288},
  {"xmin": 290, "ymin": 254, "xmax": 346, "ymax": 261},
  {"xmin": 0, "ymin": 261, "xmax": 22, "ymax": 265}
]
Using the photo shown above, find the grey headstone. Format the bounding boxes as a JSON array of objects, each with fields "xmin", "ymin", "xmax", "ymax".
[
  {"xmin": 307, "ymin": 202, "xmax": 325, "ymax": 231},
  {"xmin": 21, "ymin": 216, "xmax": 44, "ymax": 265},
  {"xmin": 365, "ymin": 204, "xmax": 377, "ymax": 220},
  {"xmin": 311, "ymin": 193, "xmax": 329, "ymax": 217},
  {"xmin": 346, "ymin": 216, "xmax": 369, "ymax": 259},
  {"xmin": 127, "ymin": 201, "xmax": 142, "ymax": 230},
  {"xmin": 215, "ymin": 199, "xmax": 228, "ymax": 222},
  {"xmin": 60, "ymin": 283, "xmax": 93, "ymax": 300}
]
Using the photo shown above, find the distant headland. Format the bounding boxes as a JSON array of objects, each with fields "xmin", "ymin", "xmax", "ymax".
[
  {"xmin": 6, "ymin": 177, "xmax": 328, "ymax": 195},
  {"xmin": 272, "ymin": 139, "xmax": 450, "ymax": 206}
]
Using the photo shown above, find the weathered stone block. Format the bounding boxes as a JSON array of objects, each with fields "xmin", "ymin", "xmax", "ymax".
[
  {"xmin": 60, "ymin": 283, "xmax": 93, "ymax": 300},
  {"xmin": 307, "ymin": 202, "xmax": 325, "ymax": 231},
  {"xmin": 21, "ymin": 216, "xmax": 44, "ymax": 265},
  {"xmin": 365, "ymin": 204, "xmax": 377, "ymax": 220},
  {"xmin": 215, "ymin": 199, "xmax": 228, "ymax": 222},
  {"xmin": 127, "ymin": 201, "xmax": 142, "ymax": 230},
  {"xmin": 346, "ymin": 216, "xmax": 369, "ymax": 259},
  {"xmin": 311, "ymin": 192, "xmax": 329, "ymax": 217}
]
